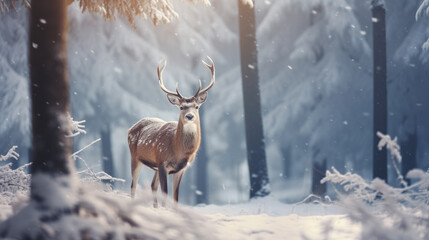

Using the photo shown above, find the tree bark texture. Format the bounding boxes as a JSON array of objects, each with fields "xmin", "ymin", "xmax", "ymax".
[{"xmin": 29, "ymin": 0, "xmax": 72, "ymax": 194}]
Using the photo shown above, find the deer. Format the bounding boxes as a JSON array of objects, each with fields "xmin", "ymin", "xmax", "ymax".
[{"xmin": 128, "ymin": 56, "xmax": 215, "ymax": 207}]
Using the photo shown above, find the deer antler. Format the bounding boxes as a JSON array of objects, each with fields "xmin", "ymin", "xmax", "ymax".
[
  {"xmin": 194, "ymin": 56, "xmax": 215, "ymax": 97},
  {"xmin": 157, "ymin": 60, "xmax": 183, "ymax": 98}
]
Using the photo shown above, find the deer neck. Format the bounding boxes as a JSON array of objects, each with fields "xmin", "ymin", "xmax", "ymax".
[{"xmin": 175, "ymin": 118, "xmax": 201, "ymax": 156}]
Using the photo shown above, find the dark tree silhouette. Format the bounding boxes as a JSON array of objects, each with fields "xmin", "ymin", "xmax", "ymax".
[
  {"xmin": 281, "ymin": 147, "xmax": 291, "ymax": 179},
  {"xmin": 371, "ymin": 0, "xmax": 388, "ymax": 181},
  {"xmin": 401, "ymin": 132, "xmax": 417, "ymax": 185},
  {"xmin": 307, "ymin": 5, "xmax": 327, "ymax": 197},
  {"xmin": 237, "ymin": 0, "xmax": 270, "ymax": 198},
  {"xmin": 101, "ymin": 125, "xmax": 114, "ymax": 177},
  {"xmin": 195, "ymin": 107, "xmax": 208, "ymax": 204},
  {"xmin": 312, "ymin": 159, "xmax": 327, "ymax": 196}
]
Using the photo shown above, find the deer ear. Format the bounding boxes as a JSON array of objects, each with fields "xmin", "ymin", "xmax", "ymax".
[
  {"xmin": 167, "ymin": 94, "xmax": 181, "ymax": 106},
  {"xmin": 196, "ymin": 91, "xmax": 208, "ymax": 104}
]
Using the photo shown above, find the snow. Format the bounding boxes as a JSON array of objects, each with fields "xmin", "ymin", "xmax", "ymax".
[
  {"xmin": 194, "ymin": 197, "xmax": 361, "ymax": 240},
  {"xmin": 0, "ymin": 185, "xmax": 362, "ymax": 240},
  {"xmin": 0, "ymin": 142, "xmax": 361, "ymax": 240},
  {"xmin": 376, "ymin": 132, "xmax": 401, "ymax": 163},
  {"xmin": 1, "ymin": 136, "xmax": 427, "ymax": 239},
  {"xmin": 65, "ymin": 113, "xmax": 87, "ymax": 137},
  {"xmin": 0, "ymin": 145, "xmax": 19, "ymax": 161}
]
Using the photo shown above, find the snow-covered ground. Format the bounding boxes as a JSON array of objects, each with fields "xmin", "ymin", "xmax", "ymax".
[
  {"xmin": 193, "ymin": 197, "xmax": 361, "ymax": 240},
  {"xmin": 1, "ymin": 135, "xmax": 428, "ymax": 239},
  {"xmin": 0, "ymin": 189, "xmax": 360, "ymax": 240}
]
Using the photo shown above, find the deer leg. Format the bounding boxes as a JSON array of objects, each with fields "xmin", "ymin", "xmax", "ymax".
[
  {"xmin": 130, "ymin": 159, "xmax": 142, "ymax": 198},
  {"xmin": 158, "ymin": 165, "xmax": 168, "ymax": 207},
  {"xmin": 172, "ymin": 169, "xmax": 184, "ymax": 209},
  {"xmin": 151, "ymin": 171, "xmax": 159, "ymax": 208}
]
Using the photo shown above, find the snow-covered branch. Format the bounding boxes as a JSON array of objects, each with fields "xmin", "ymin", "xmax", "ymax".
[
  {"xmin": 377, "ymin": 132, "xmax": 401, "ymax": 163},
  {"xmin": 377, "ymin": 132, "xmax": 407, "ymax": 187},
  {"xmin": 417, "ymin": 0, "xmax": 429, "ymax": 53},
  {"xmin": 77, "ymin": 0, "xmax": 211, "ymax": 26},
  {"xmin": 71, "ymin": 138, "xmax": 100, "ymax": 157},
  {"xmin": 322, "ymin": 167, "xmax": 378, "ymax": 202},
  {"xmin": 0, "ymin": 146, "xmax": 19, "ymax": 162},
  {"xmin": 416, "ymin": 0, "xmax": 429, "ymax": 20},
  {"xmin": 71, "ymin": 138, "xmax": 125, "ymax": 185},
  {"xmin": 65, "ymin": 113, "xmax": 87, "ymax": 137}
]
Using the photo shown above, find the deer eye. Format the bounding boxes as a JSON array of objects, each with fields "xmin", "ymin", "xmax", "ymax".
[
  {"xmin": 180, "ymin": 107, "xmax": 184, "ymax": 110},
  {"xmin": 195, "ymin": 106, "xmax": 199, "ymax": 109}
]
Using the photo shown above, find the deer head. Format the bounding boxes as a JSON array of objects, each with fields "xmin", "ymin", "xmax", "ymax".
[{"xmin": 157, "ymin": 56, "xmax": 215, "ymax": 124}]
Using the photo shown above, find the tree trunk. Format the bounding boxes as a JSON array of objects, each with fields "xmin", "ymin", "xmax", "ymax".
[
  {"xmin": 371, "ymin": 1, "xmax": 388, "ymax": 181},
  {"xmin": 237, "ymin": 0, "xmax": 270, "ymax": 199},
  {"xmin": 401, "ymin": 133, "xmax": 417, "ymax": 185},
  {"xmin": 282, "ymin": 147, "xmax": 291, "ymax": 179},
  {"xmin": 195, "ymin": 107, "xmax": 208, "ymax": 204},
  {"xmin": 29, "ymin": 0, "xmax": 73, "ymax": 203},
  {"xmin": 312, "ymin": 159, "xmax": 327, "ymax": 196},
  {"xmin": 101, "ymin": 125, "xmax": 114, "ymax": 177}
]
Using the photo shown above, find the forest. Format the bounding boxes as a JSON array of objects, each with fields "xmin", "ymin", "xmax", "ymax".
[{"xmin": 0, "ymin": 0, "xmax": 428, "ymax": 239}]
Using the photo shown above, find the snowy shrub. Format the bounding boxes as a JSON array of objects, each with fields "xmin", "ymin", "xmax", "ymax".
[
  {"xmin": 0, "ymin": 146, "xmax": 30, "ymax": 205},
  {"xmin": 0, "ymin": 117, "xmax": 124, "ymax": 206},
  {"xmin": 322, "ymin": 133, "xmax": 429, "ymax": 240}
]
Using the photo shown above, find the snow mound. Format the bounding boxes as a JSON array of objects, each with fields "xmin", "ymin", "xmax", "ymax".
[{"xmin": 0, "ymin": 177, "xmax": 218, "ymax": 240}]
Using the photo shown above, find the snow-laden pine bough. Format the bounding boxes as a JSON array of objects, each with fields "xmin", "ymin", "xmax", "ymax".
[{"xmin": 128, "ymin": 56, "xmax": 215, "ymax": 207}]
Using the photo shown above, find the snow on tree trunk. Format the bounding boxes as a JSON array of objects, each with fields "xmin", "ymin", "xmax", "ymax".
[
  {"xmin": 237, "ymin": 0, "xmax": 269, "ymax": 199},
  {"xmin": 371, "ymin": 1, "xmax": 388, "ymax": 181}
]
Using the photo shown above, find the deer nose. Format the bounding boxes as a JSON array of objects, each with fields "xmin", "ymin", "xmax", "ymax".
[{"xmin": 185, "ymin": 113, "xmax": 194, "ymax": 120}]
